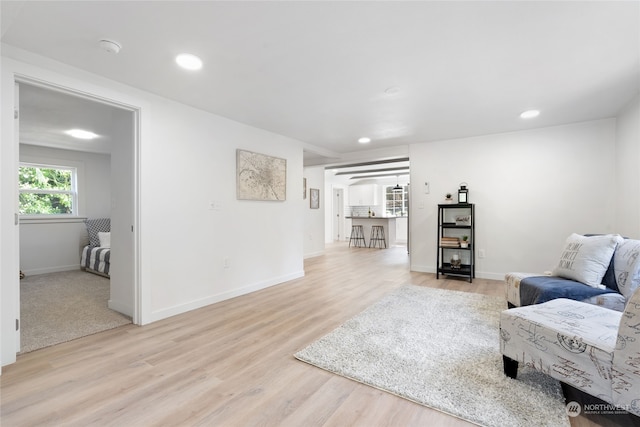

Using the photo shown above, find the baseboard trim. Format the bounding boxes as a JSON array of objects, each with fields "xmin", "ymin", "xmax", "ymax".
[
  {"xmin": 410, "ymin": 264, "xmax": 504, "ymax": 281},
  {"xmin": 149, "ymin": 270, "xmax": 305, "ymax": 323},
  {"xmin": 304, "ymin": 250, "xmax": 324, "ymax": 259},
  {"xmin": 22, "ymin": 264, "xmax": 80, "ymax": 276},
  {"xmin": 108, "ymin": 299, "xmax": 133, "ymax": 318}
]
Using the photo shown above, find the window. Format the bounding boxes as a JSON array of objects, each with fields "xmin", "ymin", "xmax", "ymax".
[
  {"xmin": 19, "ymin": 163, "xmax": 77, "ymax": 216},
  {"xmin": 385, "ymin": 185, "xmax": 409, "ymax": 216}
]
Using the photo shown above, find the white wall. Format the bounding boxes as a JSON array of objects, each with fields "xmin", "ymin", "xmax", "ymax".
[
  {"xmin": 141, "ymin": 97, "xmax": 304, "ymax": 322},
  {"xmin": 615, "ymin": 95, "xmax": 640, "ymax": 239},
  {"xmin": 18, "ymin": 144, "xmax": 111, "ymax": 275},
  {"xmin": 304, "ymin": 166, "xmax": 325, "ymax": 258},
  {"xmin": 409, "ymin": 119, "xmax": 618, "ymax": 279},
  {"xmin": 1, "ymin": 48, "xmax": 305, "ymax": 366}
]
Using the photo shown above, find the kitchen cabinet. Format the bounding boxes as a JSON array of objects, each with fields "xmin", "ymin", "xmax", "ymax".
[{"xmin": 348, "ymin": 184, "xmax": 378, "ymax": 206}]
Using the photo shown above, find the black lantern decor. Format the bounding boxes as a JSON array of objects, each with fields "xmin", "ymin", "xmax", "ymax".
[{"xmin": 458, "ymin": 183, "xmax": 469, "ymax": 204}]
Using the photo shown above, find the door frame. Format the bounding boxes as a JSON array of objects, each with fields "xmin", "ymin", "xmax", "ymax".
[
  {"xmin": 4, "ymin": 70, "xmax": 142, "ymax": 365},
  {"xmin": 333, "ymin": 187, "xmax": 344, "ymax": 241}
]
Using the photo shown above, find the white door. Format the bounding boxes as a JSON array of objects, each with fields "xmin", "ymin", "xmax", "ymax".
[
  {"xmin": 14, "ymin": 83, "xmax": 21, "ymax": 352},
  {"xmin": 1, "ymin": 82, "xmax": 23, "ymax": 365},
  {"xmin": 109, "ymin": 108, "xmax": 136, "ymax": 317},
  {"xmin": 333, "ymin": 188, "xmax": 344, "ymax": 241}
]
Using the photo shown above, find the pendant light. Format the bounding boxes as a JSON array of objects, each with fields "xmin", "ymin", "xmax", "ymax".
[{"xmin": 393, "ymin": 176, "xmax": 403, "ymax": 192}]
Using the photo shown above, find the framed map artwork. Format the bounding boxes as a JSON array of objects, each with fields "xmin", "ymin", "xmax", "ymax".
[{"xmin": 236, "ymin": 149, "xmax": 287, "ymax": 201}]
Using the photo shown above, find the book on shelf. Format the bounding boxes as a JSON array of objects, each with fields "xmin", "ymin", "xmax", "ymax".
[{"xmin": 440, "ymin": 236, "xmax": 460, "ymax": 247}]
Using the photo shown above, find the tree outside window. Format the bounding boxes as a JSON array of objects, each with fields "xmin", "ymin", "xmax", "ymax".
[
  {"xmin": 19, "ymin": 163, "xmax": 77, "ymax": 215},
  {"xmin": 385, "ymin": 185, "xmax": 409, "ymax": 216}
]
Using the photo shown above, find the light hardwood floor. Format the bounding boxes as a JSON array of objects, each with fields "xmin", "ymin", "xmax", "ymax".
[{"xmin": 0, "ymin": 243, "xmax": 627, "ymax": 426}]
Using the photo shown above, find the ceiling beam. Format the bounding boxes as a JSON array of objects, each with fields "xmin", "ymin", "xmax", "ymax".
[
  {"xmin": 334, "ymin": 166, "xmax": 409, "ymax": 176},
  {"xmin": 324, "ymin": 157, "xmax": 409, "ymax": 170},
  {"xmin": 349, "ymin": 171, "xmax": 410, "ymax": 179}
]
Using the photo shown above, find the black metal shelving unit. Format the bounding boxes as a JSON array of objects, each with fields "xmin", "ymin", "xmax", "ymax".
[{"xmin": 436, "ymin": 203, "xmax": 475, "ymax": 283}]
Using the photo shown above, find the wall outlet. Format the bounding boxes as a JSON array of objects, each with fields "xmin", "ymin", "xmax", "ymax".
[
  {"xmin": 478, "ymin": 249, "xmax": 486, "ymax": 259},
  {"xmin": 223, "ymin": 257, "xmax": 231, "ymax": 268}
]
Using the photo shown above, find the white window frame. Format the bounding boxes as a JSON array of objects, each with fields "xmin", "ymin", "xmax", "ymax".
[
  {"xmin": 384, "ymin": 185, "xmax": 409, "ymax": 217},
  {"xmin": 18, "ymin": 158, "xmax": 84, "ymax": 222}
]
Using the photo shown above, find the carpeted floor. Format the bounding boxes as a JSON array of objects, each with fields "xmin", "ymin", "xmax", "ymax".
[
  {"xmin": 295, "ymin": 285, "xmax": 570, "ymax": 427},
  {"xmin": 20, "ymin": 270, "xmax": 131, "ymax": 354}
]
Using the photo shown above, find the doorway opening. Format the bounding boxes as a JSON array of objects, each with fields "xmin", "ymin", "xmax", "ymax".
[
  {"xmin": 15, "ymin": 78, "xmax": 139, "ymax": 353},
  {"xmin": 326, "ymin": 158, "xmax": 410, "ymax": 250}
]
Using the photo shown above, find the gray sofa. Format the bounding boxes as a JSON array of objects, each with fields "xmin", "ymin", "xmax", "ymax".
[{"xmin": 505, "ymin": 234, "xmax": 639, "ymax": 312}]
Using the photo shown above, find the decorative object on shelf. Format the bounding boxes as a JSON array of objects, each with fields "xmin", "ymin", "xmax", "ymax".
[
  {"xmin": 460, "ymin": 236, "xmax": 469, "ymax": 248},
  {"xmin": 368, "ymin": 207, "xmax": 372, "ymax": 217},
  {"xmin": 303, "ymin": 177, "xmax": 307, "ymax": 199},
  {"xmin": 310, "ymin": 188, "xmax": 320, "ymax": 209},
  {"xmin": 236, "ymin": 149, "xmax": 286, "ymax": 201},
  {"xmin": 457, "ymin": 182, "xmax": 469, "ymax": 204},
  {"xmin": 450, "ymin": 253, "xmax": 461, "ymax": 269},
  {"xmin": 440, "ymin": 236, "xmax": 460, "ymax": 247},
  {"xmin": 455, "ymin": 214, "xmax": 471, "ymax": 226},
  {"xmin": 445, "ymin": 193, "xmax": 453, "ymax": 203}
]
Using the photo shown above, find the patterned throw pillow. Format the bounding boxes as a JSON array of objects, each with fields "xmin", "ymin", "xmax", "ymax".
[
  {"xmin": 84, "ymin": 218, "xmax": 110, "ymax": 247},
  {"xmin": 552, "ymin": 233, "xmax": 623, "ymax": 288},
  {"xmin": 613, "ymin": 239, "xmax": 640, "ymax": 300}
]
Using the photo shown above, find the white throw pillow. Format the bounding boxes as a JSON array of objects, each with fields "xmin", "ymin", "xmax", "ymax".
[
  {"xmin": 98, "ymin": 231, "xmax": 111, "ymax": 248},
  {"xmin": 614, "ymin": 239, "xmax": 640, "ymax": 299},
  {"xmin": 552, "ymin": 233, "xmax": 623, "ymax": 288}
]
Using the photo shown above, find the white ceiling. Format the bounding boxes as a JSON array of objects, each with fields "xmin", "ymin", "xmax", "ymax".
[
  {"xmin": 2, "ymin": 1, "xmax": 639, "ymax": 165},
  {"xmin": 18, "ymin": 83, "xmax": 122, "ymax": 154}
]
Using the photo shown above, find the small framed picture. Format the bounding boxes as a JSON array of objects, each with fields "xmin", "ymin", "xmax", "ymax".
[{"xmin": 310, "ymin": 188, "xmax": 320, "ymax": 209}]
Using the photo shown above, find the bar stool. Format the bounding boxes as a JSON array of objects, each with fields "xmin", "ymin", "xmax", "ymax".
[
  {"xmin": 348, "ymin": 225, "xmax": 367, "ymax": 248},
  {"xmin": 369, "ymin": 225, "xmax": 387, "ymax": 249}
]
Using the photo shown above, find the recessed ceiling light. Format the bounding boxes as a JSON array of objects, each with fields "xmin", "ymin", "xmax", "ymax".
[
  {"xmin": 520, "ymin": 110, "xmax": 540, "ymax": 119},
  {"xmin": 358, "ymin": 137, "xmax": 371, "ymax": 144},
  {"xmin": 176, "ymin": 53, "xmax": 203, "ymax": 70},
  {"xmin": 65, "ymin": 129, "xmax": 99, "ymax": 140}
]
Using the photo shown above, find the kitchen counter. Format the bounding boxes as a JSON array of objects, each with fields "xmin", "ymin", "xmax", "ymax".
[
  {"xmin": 346, "ymin": 216, "xmax": 405, "ymax": 219},
  {"xmin": 347, "ymin": 216, "xmax": 399, "ymax": 247}
]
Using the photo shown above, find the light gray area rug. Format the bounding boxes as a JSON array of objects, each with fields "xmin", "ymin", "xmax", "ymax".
[
  {"xmin": 295, "ymin": 285, "xmax": 570, "ymax": 427},
  {"xmin": 20, "ymin": 270, "xmax": 131, "ymax": 353}
]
